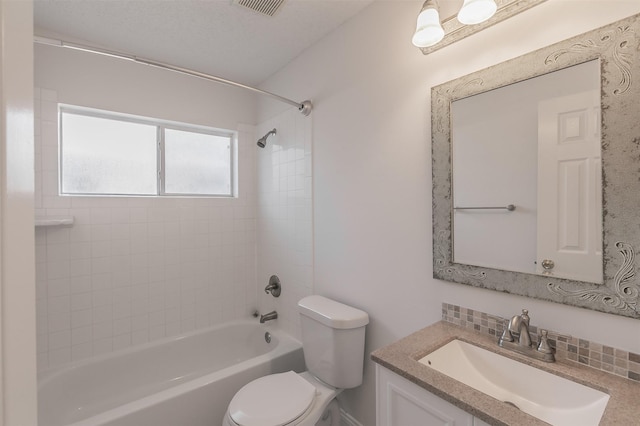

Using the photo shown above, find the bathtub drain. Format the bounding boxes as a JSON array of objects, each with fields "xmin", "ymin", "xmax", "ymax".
[{"xmin": 265, "ymin": 332, "xmax": 272, "ymax": 343}]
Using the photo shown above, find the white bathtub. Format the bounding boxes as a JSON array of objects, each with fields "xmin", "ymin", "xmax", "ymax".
[{"xmin": 38, "ymin": 320, "xmax": 305, "ymax": 426}]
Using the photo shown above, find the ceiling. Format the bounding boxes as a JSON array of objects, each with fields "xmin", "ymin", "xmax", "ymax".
[{"xmin": 34, "ymin": 0, "xmax": 374, "ymax": 86}]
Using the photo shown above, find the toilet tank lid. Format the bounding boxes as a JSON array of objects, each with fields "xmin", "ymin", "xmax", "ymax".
[{"xmin": 298, "ymin": 295, "xmax": 369, "ymax": 329}]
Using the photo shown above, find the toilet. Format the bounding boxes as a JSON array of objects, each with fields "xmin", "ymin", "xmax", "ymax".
[{"xmin": 223, "ymin": 295, "xmax": 369, "ymax": 426}]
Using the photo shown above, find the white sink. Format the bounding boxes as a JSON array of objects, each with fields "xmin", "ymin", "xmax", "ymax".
[{"xmin": 418, "ymin": 339, "xmax": 609, "ymax": 426}]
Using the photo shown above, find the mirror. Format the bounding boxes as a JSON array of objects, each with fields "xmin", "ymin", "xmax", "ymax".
[
  {"xmin": 451, "ymin": 60, "xmax": 602, "ymax": 284},
  {"xmin": 432, "ymin": 13, "xmax": 640, "ymax": 318}
]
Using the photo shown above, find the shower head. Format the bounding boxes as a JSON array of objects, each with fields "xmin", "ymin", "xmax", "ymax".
[{"xmin": 257, "ymin": 128, "xmax": 277, "ymax": 148}]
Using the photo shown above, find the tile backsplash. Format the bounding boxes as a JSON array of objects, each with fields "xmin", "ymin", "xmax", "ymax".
[
  {"xmin": 35, "ymin": 88, "xmax": 258, "ymax": 370},
  {"xmin": 442, "ymin": 303, "xmax": 640, "ymax": 383}
]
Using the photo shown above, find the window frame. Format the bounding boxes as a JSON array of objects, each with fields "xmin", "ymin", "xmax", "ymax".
[{"xmin": 59, "ymin": 105, "xmax": 236, "ymax": 198}]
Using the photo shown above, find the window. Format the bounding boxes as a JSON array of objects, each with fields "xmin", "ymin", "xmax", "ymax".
[{"xmin": 60, "ymin": 106, "xmax": 234, "ymax": 197}]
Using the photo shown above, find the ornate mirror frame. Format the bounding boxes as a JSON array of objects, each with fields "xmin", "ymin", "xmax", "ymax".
[{"xmin": 432, "ymin": 13, "xmax": 640, "ymax": 318}]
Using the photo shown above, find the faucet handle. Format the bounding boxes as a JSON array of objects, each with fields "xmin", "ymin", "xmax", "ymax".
[
  {"xmin": 499, "ymin": 319, "xmax": 514, "ymax": 344},
  {"xmin": 537, "ymin": 329, "xmax": 554, "ymax": 354},
  {"xmin": 264, "ymin": 275, "xmax": 281, "ymax": 297}
]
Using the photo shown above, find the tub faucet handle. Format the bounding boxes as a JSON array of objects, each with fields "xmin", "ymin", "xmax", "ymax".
[{"xmin": 264, "ymin": 275, "xmax": 281, "ymax": 297}]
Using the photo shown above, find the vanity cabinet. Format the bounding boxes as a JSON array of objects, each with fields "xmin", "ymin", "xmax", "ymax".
[{"xmin": 376, "ymin": 365, "xmax": 491, "ymax": 426}]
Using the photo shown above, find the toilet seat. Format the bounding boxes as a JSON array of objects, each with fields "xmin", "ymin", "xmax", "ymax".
[{"xmin": 228, "ymin": 371, "xmax": 317, "ymax": 426}]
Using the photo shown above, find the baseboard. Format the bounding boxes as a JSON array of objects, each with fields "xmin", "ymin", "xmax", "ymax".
[{"xmin": 340, "ymin": 408, "xmax": 364, "ymax": 426}]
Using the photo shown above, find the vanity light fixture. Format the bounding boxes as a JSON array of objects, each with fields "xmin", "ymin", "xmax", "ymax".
[
  {"xmin": 413, "ymin": 0, "xmax": 496, "ymax": 48},
  {"xmin": 412, "ymin": 0, "xmax": 445, "ymax": 48},
  {"xmin": 413, "ymin": 0, "xmax": 547, "ymax": 54},
  {"xmin": 457, "ymin": 0, "xmax": 497, "ymax": 25}
]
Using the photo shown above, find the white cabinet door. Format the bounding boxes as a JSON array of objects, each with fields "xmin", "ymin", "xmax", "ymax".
[{"xmin": 376, "ymin": 364, "xmax": 474, "ymax": 426}]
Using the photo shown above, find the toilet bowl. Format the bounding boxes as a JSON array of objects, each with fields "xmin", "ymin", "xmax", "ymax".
[
  {"xmin": 223, "ymin": 371, "xmax": 341, "ymax": 426},
  {"xmin": 223, "ymin": 296, "xmax": 369, "ymax": 426}
]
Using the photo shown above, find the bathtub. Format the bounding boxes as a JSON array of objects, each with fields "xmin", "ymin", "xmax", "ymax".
[{"xmin": 38, "ymin": 320, "xmax": 305, "ymax": 426}]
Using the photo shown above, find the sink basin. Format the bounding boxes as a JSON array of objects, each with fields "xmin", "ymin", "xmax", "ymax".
[{"xmin": 418, "ymin": 339, "xmax": 609, "ymax": 426}]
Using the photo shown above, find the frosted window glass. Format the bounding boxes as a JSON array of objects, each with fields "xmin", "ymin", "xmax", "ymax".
[
  {"xmin": 61, "ymin": 113, "xmax": 157, "ymax": 195},
  {"xmin": 164, "ymin": 129, "xmax": 232, "ymax": 195}
]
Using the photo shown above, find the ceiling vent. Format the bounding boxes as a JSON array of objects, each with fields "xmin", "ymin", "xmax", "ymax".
[{"xmin": 234, "ymin": 0, "xmax": 285, "ymax": 17}]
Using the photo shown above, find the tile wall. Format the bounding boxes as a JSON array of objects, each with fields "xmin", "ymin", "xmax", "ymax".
[
  {"xmin": 35, "ymin": 88, "xmax": 258, "ymax": 371},
  {"xmin": 256, "ymin": 108, "xmax": 313, "ymax": 339},
  {"xmin": 442, "ymin": 303, "xmax": 640, "ymax": 383}
]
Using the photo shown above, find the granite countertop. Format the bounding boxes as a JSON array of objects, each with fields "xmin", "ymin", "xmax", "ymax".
[{"xmin": 371, "ymin": 321, "xmax": 640, "ymax": 426}]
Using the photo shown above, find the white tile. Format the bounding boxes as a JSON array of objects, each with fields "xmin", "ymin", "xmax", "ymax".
[
  {"xmin": 92, "ymin": 289, "xmax": 113, "ymax": 307},
  {"xmin": 91, "ymin": 224, "xmax": 112, "ymax": 242},
  {"xmin": 69, "ymin": 224, "xmax": 91, "ymax": 242},
  {"xmin": 93, "ymin": 338, "xmax": 113, "ymax": 355},
  {"xmin": 113, "ymin": 301, "xmax": 132, "ymax": 320},
  {"xmin": 41, "ymin": 88, "xmax": 57, "ymax": 102},
  {"xmin": 48, "ymin": 313, "xmax": 71, "ymax": 332},
  {"xmin": 110, "ymin": 224, "xmax": 130, "ymax": 240},
  {"xmin": 149, "ymin": 310, "xmax": 165, "ymax": 326},
  {"xmin": 47, "ymin": 244, "xmax": 70, "ymax": 263},
  {"xmin": 69, "ymin": 276, "xmax": 91, "ymax": 294},
  {"xmin": 48, "ymin": 347, "xmax": 72, "ymax": 368},
  {"xmin": 69, "ymin": 259, "xmax": 91, "ymax": 277},
  {"xmin": 46, "ymin": 227, "xmax": 70, "ymax": 244},
  {"xmin": 42, "ymin": 171, "xmax": 59, "ymax": 196},
  {"xmin": 71, "ymin": 293, "xmax": 92, "ymax": 311},
  {"xmin": 71, "ymin": 309, "xmax": 92, "ymax": 328},
  {"xmin": 129, "ymin": 208, "xmax": 148, "ymax": 223},
  {"xmin": 49, "ymin": 330, "xmax": 71, "ymax": 352},
  {"xmin": 71, "ymin": 343, "xmax": 93, "ymax": 361},
  {"xmin": 108, "ymin": 208, "xmax": 129, "ymax": 224},
  {"xmin": 92, "ymin": 305, "xmax": 113, "ymax": 324},
  {"xmin": 131, "ymin": 314, "xmax": 149, "ymax": 331},
  {"xmin": 91, "ymin": 240, "xmax": 111, "ymax": 258},
  {"xmin": 71, "ymin": 326, "xmax": 92, "ymax": 345},
  {"xmin": 93, "ymin": 322, "xmax": 113, "ymax": 340},
  {"xmin": 41, "ymin": 121, "xmax": 58, "ymax": 146},
  {"xmin": 37, "ymin": 334, "xmax": 48, "ymax": 354},
  {"xmin": 149, "ymin": 325, "xmax": 166, "ymax": 341},
  {"xmin": 131, "ymin": 329, "xmax": 149, "ymax": 345},
  {"xmin": 91, "ymin": 208, "xmax": 112, "ymax": 224},
  {"xmin": 47, "ymin": 261, "xmax": 70, "ymax": 280},
  {"xmin": 69, "ymin": 242, "xmax": 91, "ymax": 260},
  {"xmin": 113, "ymin": 318, "xmax": 132, "ymax": 335},
  {"xmin": 41, "ymin": 100, "xmax": 58, "ymax": 122},
  {"xmin": 41, "ymin": 146, "xmax": 58, "ymax": 172},
  {"xmin": 113, "ymin": 334, "xmax": 132, "ymax": 351},
  {"xmin": 48, "ymin": 295, "xmax": 70, "ymax": 315},
  {"xmin": 91, "ymin": 257, "xmax": 112, "ymax": 274}
]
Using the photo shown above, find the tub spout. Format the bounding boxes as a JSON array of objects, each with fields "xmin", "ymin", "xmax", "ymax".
[{"xmin": 259, "ymin": 311, "xmax": 278, "ymax": 323}]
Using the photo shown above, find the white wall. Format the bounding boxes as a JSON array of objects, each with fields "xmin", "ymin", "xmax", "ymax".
[
  {"xmin": 34, "ymin": 45, "xmax": 261, "ymax": 370},
  {"xmin": 256, "ymin": 108, "xmax": 313, "ymax": 339},
  {"xmin": 258, "ymin": 1, "xmax": 640, "ymax": 424},
  {"xmin": 0, "ymin": 1, "xmax": 37, "ymax": 424}
]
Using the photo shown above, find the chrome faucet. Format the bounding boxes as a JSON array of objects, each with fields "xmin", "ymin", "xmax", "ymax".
[
  {"xmin": 259, "ymin": 311, "xmax": 278, "ymax": 323},
  {"xmin": 508, "ymin": 309, "xmax": 532, "ymax": 347},
  {"xmin": 499, "ymin": 309, "xmax": 555, "ymax": 362}
]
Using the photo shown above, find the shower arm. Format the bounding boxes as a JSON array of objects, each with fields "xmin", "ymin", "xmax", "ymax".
[{"xmin": 33, "ymin": 36, "xmax": 313, "ymax": 116}]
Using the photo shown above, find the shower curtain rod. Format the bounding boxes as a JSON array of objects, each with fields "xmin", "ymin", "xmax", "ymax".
[{"xmin": 33, "ymin": 36, "xmax": 313, "ymax": 116}]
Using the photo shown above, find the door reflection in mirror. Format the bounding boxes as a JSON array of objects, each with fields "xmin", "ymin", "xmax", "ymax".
[{"xmin": 451, "ymin": 59, "xmax": 603, "ymax": 284}]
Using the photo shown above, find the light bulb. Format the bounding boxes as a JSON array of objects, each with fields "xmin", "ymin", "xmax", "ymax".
[
  {"xmin": 457, "ymin": 0, "xmax": 497, "ymax": 25},
  {"xmin": 412, "ymin": 1, "xmax": 445, "ymax": 48}
]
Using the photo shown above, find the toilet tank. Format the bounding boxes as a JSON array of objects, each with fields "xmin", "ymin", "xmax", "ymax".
[{"xmin": 298, "ymin": 296, "xmax": 369, "ymax": 389}]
